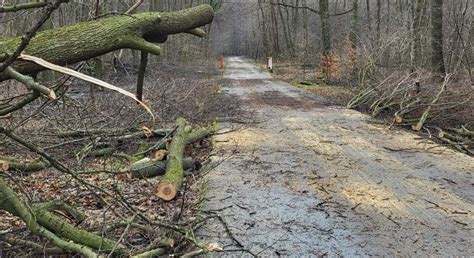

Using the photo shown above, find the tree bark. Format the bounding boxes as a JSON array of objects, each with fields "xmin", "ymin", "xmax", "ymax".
[
  {"xmin": 136, "ymin": 51, "xmax": 148, "ymax": 101},
  {"xmin": 319, "ymin": 0, "xmax": 331, "ymax": 55},
  {"xmin": 157, "ymin": 118, "xmax": 189, "ymax": 201},
  {"xmin": 0, "ymin": 4, "xmax": 214, "ymax": 81},
  {"xmin": 431, "ymin": 0, "xmax": 445, "ymax": 74},
  {"xmin": 156, "ymin": 118, "xmax": 214, "ymax": 201},
  {"xmin": 128, "ymin": 156, "xmax": 194, "ymax": 178},
  {"xmin": 350, "ymin": 0, "xmax": 359, "ymax": 50}
]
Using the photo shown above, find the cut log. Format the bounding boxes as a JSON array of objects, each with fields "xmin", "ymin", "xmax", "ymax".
[
  {"xmin": 154, "ymin": 150, "xmax": 169, "ymax": 160},
  {"xmin": 186, "ymin": 125, "xmax": 215, "ymax": 144},
  {"xmin": 0, "ymin": 156, "xmax": 50, "ymax": 172},
  {"xmin": 128, "ymin": 157, "xmax": 194, "ymax": 179},
  {"xmin": 0, "ymin": 4, "xmax": 214, "ymax": 81},
  {"xmin": 157, "ymin": 119, "xmax": 215, "ymax": 201},
  {"xmin": 157, "ymin": 118, "xmax": 190, "ymax": 201}
]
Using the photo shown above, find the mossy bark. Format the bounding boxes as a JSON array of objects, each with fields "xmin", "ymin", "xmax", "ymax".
[
  {"xmin": 0, "ymin": 186, "xmax": 123, "ymax": 254},
  {"xmin": 157, "ymin": 118, "xmax": 189, "ymax": 201},
  {"xmin": 0, "ymin": 4, "xmax": 214, "ymax": 81},
  {"xmin": 128, "ymin": 156, "xmax": 194, "ymax": 179},
  {"xmin": 0, "ymin": 178, "xmax": 98, "ymax": 257},
  {"xmin": 0, "ymin": 156, "xmax": 50, "ymax": 172},
  {"xmin": 157, "ymin": 119, "xmax": 215, "ymax": 201}
]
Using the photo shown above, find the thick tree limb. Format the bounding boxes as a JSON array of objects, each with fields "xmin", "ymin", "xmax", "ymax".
[
  {"xmin": 4, "ymin": 67, "xmax": 56, "ymax": 99},
  {"xmin": 0, "ymin": 4, "xmax": 214, "ymax": 81},
  {"xmin": 128, "ymin": 156, "xmax": 195, "ymax": 178},
  {"xmin": 157, "ymin": 118, "xmax": 189, "ymax": 201},
  {"xmin": 0, "ymin": 178, "xmax": 98, "ymax": 257},
  {"xmin": 0, "ymin": 156, "xmax": 50, "ymax": 172},
  {"xmin": 157, "ymin": 119, "xmax": 215, "ymax": 201}
]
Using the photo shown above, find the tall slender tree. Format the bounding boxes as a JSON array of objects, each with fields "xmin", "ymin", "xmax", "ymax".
[
  {"xmin": 319, "ymin": 0, "xmax": 331, "ymax": 55},
  {"xmin": 350, "ymin": 0, "xmax": 359, "ymax": 50},
  {"xmin": 413, "ymin": 0, "xmax": 425, "ymax": 68},
  {"xmin": 431, "ymin": 0, "xmax": 446, "ymax": 74}
]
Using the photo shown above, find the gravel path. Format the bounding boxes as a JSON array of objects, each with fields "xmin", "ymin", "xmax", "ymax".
[{"xmin": 197, "ymin": 57, "xmax": 473, "ymax": 256}]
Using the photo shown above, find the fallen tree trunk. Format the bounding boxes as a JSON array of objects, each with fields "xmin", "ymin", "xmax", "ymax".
[
  {"xmin": 0, "ymin": 4, "xmax": 214, "ymax": 81},
  {"xmin": 157, "ymin": 118, "xmax": 214, "ymax": 201},
  {"xmin": 157, "ymin": 118, "xmax": 189, "ymax": 201},
  {"xmin": 128, "ymin": 156, "xmax": 195, "ymax": 179},
  {"xmin": 0, "ymin": 156, "xmax": 50, "ymax": 172}
]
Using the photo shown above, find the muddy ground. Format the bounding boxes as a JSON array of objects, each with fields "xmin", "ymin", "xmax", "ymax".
[{"xmin": 197, "ymin": 57, "xmax": 473, "ymax": 256}]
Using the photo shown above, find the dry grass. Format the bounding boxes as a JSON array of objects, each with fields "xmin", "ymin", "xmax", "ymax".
[{"xmin": 266, "ymin": 61, "xmax": 355, "ymax": 105}]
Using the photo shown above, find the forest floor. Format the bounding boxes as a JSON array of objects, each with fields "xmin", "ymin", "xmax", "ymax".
[
  {"xmin": 197, "ymin": 57, "xmax": 474, "ymax": 256},
  {"xmin": 0, "ymin": 60, "xmax": 239, "ymax": 256}
]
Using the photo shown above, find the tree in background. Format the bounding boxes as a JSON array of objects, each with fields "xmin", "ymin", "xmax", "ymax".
[{"xmin": 431, "ymin": 0, "xmax": 446, "ymax": 74}]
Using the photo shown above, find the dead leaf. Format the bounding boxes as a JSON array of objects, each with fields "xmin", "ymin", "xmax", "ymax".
[{"xmin": 117, "ymin": 172, "xmax": 132, "ymax": 181}]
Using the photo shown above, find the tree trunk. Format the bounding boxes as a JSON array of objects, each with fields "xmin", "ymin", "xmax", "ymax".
[
  {"xmin": 319, "ymin": 0, "xmax": 331, "ymax": 55},
  {"xmin": 431, "ymin": 0, "xmax": 445, "ymax": 74},
  {"xmin": 350, "ymin": 0, "xmax": 360, "ymax": 50},
  {"xmin": 412, "ymin": 0, "xmax": 425, "ymax": 69},
  {"xmin": 0, "ymin": 4, "xmax": 214, "ymax": 81},
  {"xmin": 157, "ymin": 118, "xmax": 189, "ymax": 201},
  {"xmin": 376, "ymin": 0, "xmax": 381, "ymax": 43},
  {"xmin": 136, "ymin": 51, "xmax": 148, "ymax": 101},
  {"xmin": 157, "ymin": 118, "xmax": 214, "ymax": 201},
  {"xmin": 128, "ymin": 156, "xmax": 194, "ymax": 178}
]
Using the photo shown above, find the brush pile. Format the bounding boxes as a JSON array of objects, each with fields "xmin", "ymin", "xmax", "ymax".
[{"xmin": 348, "ymin": 71, "xmax": 473, "ymax": 155}]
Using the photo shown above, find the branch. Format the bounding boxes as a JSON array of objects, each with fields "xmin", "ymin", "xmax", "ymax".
[
  {"xmin": 263, "ymin": 1, "xmax": 352, "ymax": 16},
  {"xmin": 0, "ymin": 0, "xmax": 68, "ymax": 73},
  {"xmin": 18, "ymin": 54, "xmax": 155, "ymax": 123},
  {"xmin": 186, "ymin": 28, "xmax": 207, "ymax": 37},
  {"xmin": 0, "ymin": 4, "xmax": 214, "ymax": 81},
  {"xmin": 0, "ymin": 178, "xmax": 98, "ymax": 257},
  {"xmin": 4, "ymin": 67, "xmax": 56, "ymax": 99},
  {"xmin": 0, "ymin": 235, "xmax": 63, "ymax": 254},
  {"xmin": 0, "ymin": 91, "xmax": 40, "ymax": 116},
  {"xmin": 0, "ymin": 0, "xmax": 68, "ymax": 13},
  {"xmin": 125, "ymin": 0, "xmax": 144, "ymax": 14}
]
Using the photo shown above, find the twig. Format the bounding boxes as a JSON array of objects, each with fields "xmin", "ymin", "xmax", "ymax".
[
  {"xmin": 108, "ymin": 215, "xmax": 136, "ymax": 257},
  {"xmin": 0, "ymin": 0, "xmax": 67, "ymax": 72}
]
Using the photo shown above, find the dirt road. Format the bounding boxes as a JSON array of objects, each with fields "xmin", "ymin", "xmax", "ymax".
[{"xmin": 197, "ymin": 57, "xmax": 473, "ymax": 256}]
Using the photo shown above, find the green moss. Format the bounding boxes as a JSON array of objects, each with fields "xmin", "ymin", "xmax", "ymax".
[
  {"xmin": 131, "ymin": 143, "xmax": 152, "ymax": 162},
  {"xmin": 0, "ymin": 4, "xmax": 214, "ymax": 81}
]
